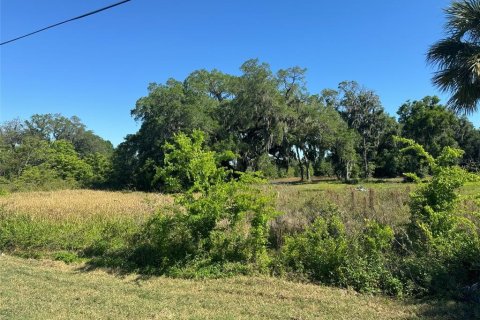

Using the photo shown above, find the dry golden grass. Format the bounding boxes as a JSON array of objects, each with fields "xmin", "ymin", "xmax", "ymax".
[
  {"xmin": 273, "ymin": 182, "xmax": 413, "ymax": 227},
  {"xmin": 0, "ymin": 189, "xmax": 173, "ymax": 221}
]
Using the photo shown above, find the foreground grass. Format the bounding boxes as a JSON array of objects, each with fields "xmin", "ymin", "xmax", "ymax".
[
  {"xmin": 0, "ymin": 254, "xmax": 469, "ymax": 320},
  {"xmin": 1, "ymin": 183, "xmax": 479, "ymax": 319}
]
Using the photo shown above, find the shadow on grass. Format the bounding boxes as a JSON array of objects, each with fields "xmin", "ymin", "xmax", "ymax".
[
  {"xmin": 71, "ymin": 248, "xmax": 480, "ymax": 319},
  {"xmin": 74, "ymin": 246, "xmax": 166, "ymax": 280},
  {"xmin": 269, "ymin": 177, "xmax": 407, "ymax": 186},
  {"xmin": 414, "ymin": 298, "xmax": 480, "ymax": 320}
]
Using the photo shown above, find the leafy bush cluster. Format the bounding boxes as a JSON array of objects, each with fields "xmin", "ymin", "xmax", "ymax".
[
  {"xmin": 129, "ymin": 172, "xmax": 278, "ymax": 276},
  {"xmin": 152, "ymin": 130, "xmax": 229, "ymax": 193},
  {"xmin": 0, "ymin": 114, "xmax": 113, "ymax": 192},
  {"xmin": 393, "ymin": 137, "xmax": 480, "ymax": 296},
  {"xmin": 276, "ymin": 206, "xmax": 402, "ymax": 295}
]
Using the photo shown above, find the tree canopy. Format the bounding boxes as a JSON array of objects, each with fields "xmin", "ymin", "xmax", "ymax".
[{"xmin": 1, "ymin": 60, "xmax": 479, "ymax": 191}]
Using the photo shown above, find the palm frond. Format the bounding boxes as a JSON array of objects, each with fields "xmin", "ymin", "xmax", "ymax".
[
  {"xmin": 446, "ymin": 0, "xmax": 480, "ymax": 41},
  {"xmin": 428, "ymin": 0, "xmax": 480, "ymax": 114}
]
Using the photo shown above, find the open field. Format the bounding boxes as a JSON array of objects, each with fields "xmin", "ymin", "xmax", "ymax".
[
  {"xmin": 0, "ymin": 254, "xmax": 474, "ymax": 320},
  {"xmin": 273, "ymin": 179, "xmax": 479, "ymax": 226},
  {"xmin": 273, "ymin": 180, "xmax": 413, "ymax": 227},
  {"xmin": 1, "ymin": 180, "xmax": 478, "ymax": 256},
  {"xmin": 1, "ymin": 180, "xmax": 477, "ymax": 224},
  {"xmin": 1, "ymin": 181, "xmax": 479, "ymax": 319}
]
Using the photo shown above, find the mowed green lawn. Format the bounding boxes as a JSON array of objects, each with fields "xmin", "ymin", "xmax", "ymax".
[{"xmin": 0, "ymin": 254, "xmax": 470, "ymax": 320}]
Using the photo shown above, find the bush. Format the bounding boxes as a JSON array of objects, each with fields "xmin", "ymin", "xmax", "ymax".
[
  {"xmin": 314, "ymin": 160, "xmax": 334, "ymax": 177},
  {"xmin": 279, "ymin": 211, "xmax": 401, "ymax": 295},
  {"xmin": 53, "ymin": 251, "xmax": 80, "ymax": 264},
  {"xmin": 152, "ymin": 130, "xmax": 225, "ymax": 193},
  {"xmin": 129, "ymin": 173, "xmax": 279, "ymax": 276},
  {"xmin": 395, "ymin": 137, "xmax": 480, "ymax": 295},
  {"xmin": 13, "ymin": 166, "xmax": 78, "ymax": 191},
  {"xmin": 255, "ymin": 154, "xmax": 279, "ymax": 178},
  {"xmin": 280, "ymin": 214, "xmax": 349, "ymax": 285}
]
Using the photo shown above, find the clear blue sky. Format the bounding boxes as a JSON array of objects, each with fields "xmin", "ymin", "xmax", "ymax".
[{"xmin": 1, "ymin": 0, "xmax": 479, "ymax": 146}]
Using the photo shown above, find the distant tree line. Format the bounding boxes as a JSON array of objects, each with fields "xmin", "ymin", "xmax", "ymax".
[
  {"xmin": 0, "ymin": 114, "xmax": 113, "ymax": 190},
  {"xmin": 111, "ymin": 59, "xmax": 480, "ymax": 190},
  {"xmin": 1, "ymin": 60, "xmax": 479, "ymax": 191}
]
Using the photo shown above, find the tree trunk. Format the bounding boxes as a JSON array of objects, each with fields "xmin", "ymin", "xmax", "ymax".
[
  {"xmin": 363, "ymin": 137, "xmax": 369, "ymax": 179},
  {"xmin": 295, "ymin": 147, "xmax": 304, "ymax": 181},
  {"xmin": 305, "ymin": 159, "xmax": 311, "ymax": 181},
  {"xmin": 345, "ymin": 160, "xmax": 351, "ymax": 183}
]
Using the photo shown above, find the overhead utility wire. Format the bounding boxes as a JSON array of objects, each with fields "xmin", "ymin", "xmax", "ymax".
[{"xmin": 0, "ymin": 0, "xmax": 131, "ymax": 46}]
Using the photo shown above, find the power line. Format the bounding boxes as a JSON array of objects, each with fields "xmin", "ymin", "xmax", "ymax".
[{"xmin": 0, "ymin": 0, "xmax": 131, "ymax": 46}]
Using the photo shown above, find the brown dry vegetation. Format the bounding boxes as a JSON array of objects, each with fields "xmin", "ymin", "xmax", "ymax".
[
  {"xmin": 273, "ymin": 182, "xmax": 412, "ymax": 225},
  {"xmin": 0, "ymin": 189, "xmax": 173, "ymax": 221}
]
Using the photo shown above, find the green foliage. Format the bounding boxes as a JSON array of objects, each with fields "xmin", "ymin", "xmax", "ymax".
[
  {"xmin": 330, "ymin": 128, "xmax": 359, "ymax": 181},
  {"xmin": 255, "ymin": 153, "xmax": 278, "ymax": 178},
  {"xmin": 398, "ymin": 97, "xmax": 459, "ymax": 158},
  {"xmin": 152, "ymin": 130, "xmax": 225, "ymax": 193},
  {"xmin": 53, "ymin": 251, "xmax": 80, "ymax": 264},
  {"xmin": 314, "ymin": 159, "xmax": 334, "ymax": 177},
  {"xmin": 14, "ymin": 166, "xmax": 78, "ymax": 191},
  {"xmin": 84, "ymin": 152, "xmax": 113, "ymax": 187},
  {"xmin": 0, "ymin": 211, "xmax": 138, "ymax": 257},
  {"xmin": 337, "ymin": 81, "xmax": 393, "ymax": 178},
  {"xmin": 279, "ymin": 209, "xmax": 401, "ymax": 295},
  {"xmin": 130, "ymin": 173, "xmax": 279, "ymax": 275},
  {"xmin": 281, "ymin": 214, "xmax": 349, "ymax": 284},
  {"xmin": 396, "ymin": 137, "xmax": 480, "ymax": 295},
  {"xmin": 0, "ymin": 114, "xmax": 113, "ymax": 190},
  {"xmin": 427, "ymin": 0, "xmax": 480, "ymax": 113},
  {"xmin": 47, "ymin": 140, "xmax": 94, "ymax": 185}
]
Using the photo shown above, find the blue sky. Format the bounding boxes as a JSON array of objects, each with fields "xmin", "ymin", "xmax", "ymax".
[{"xmin": 1, "ymin": 0, "xmax": 479, "ymax": 146}]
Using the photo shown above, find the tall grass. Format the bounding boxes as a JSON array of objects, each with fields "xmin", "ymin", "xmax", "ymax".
[
  {"xmin": 0, "ymin": 189, "xmax": 172, "ymax": 220},
  {"xmin": 0, "ymin": 190, "xmax": 173, "ymax": 260},
  {"xmin": 271, "ymin": 182, "xmax": 412, "ymax": 238}
]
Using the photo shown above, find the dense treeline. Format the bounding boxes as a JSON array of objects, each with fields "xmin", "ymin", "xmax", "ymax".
[
  {"xmin": 1, "ymin": 60, "xmax": 479, "ymax": 191},
  {"xmin": 0, "ymin": 114, "xmax": 113, "ymax": 190},
  {"xmin": 113, "ymin": 60, "xmax": 478, "ymax": 190}
]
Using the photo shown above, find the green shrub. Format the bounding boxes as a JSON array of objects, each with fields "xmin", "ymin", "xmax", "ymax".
[
  {"xmin": 314, "ymin": 160, "xmax": 334, "ymax": 177},
  {"xmin": 152, "ymin": 130, "xmax": 225, "ymax": 193},
  {"xmin": 395, "ymin": 137, "xmax": 480, "ymax": 295},
  {"xmin": 279, "ymin": 207, "xmax": 402, "ymax": 295},
  {"xmin": 280, "ymin": 214, "xmax": 348, "ymax": 285},
  {"xmin": 53, "ymin": 251, "xmax": 80, "ymax": 264},
  {"xmin": 255, "ymin": 153, "xmax": 279, "ymax": 178},
  {"xmin": 129, "ymin": 173, "xmax": 279, "ymax": 275},
  {"xmin": 340, "ymin": 222, "xmax": 400, "ymax": 295},
  {"xmin": 13, "ymin": 166, "xmax": 78, "ymax": 191}
]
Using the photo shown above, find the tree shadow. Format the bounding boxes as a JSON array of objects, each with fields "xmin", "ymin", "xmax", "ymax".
[
  {"xmin": 413, "ymin": 298, "xmax": 480, "ymax": 320},
  {"xmin": 73, "ymin": 246, "xmax": 165, "ymax": 281}
]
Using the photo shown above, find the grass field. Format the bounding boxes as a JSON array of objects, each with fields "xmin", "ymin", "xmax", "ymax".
[
  {"xmin": 0, "ymin": 189, "xmax": 172, "ymax": 220},
  {"xmin": 1, "ymin": 254, "xmax": 474, "ymax": 320},
  {"xmin": 1, "ymin": 180, "xmax": 479, "ymax": 319}
]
